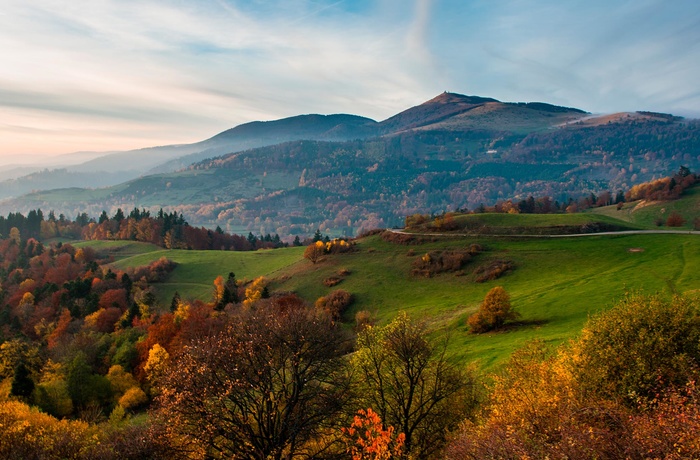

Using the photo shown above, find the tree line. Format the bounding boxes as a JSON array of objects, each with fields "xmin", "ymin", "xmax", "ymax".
[{"xmin": 0, "ymin": 207, "xmax": 288, "ymax": 251}]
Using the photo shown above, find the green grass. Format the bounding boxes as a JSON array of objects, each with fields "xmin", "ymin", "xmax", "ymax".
[
  {"xmin": 77, "ymin": 232, "xmax": 700, "ymax": 373},
  {"xmin": 271, "ymin": 233, "xmax": 700, "ymax": 370},
  {"xmin": 450, "ymin": 212, "xmax": 633, "ymax": 229},
  {"xmin": 74, "ymin": 240, "xmax": 163, "ymax": 259},
  {"xmin": 589, "ymin": 187, "xmax": 700, "ymax": 229},
  {"xmin": 77, "ymin": 240, "xmax": 305, "ymax": 305}
]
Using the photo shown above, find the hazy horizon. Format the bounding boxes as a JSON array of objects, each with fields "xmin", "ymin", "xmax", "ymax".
[{"xmin": 2, "ymin": 0, "xmax": 699, "ymax": 160}]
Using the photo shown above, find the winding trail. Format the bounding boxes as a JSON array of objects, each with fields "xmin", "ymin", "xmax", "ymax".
[{"xmin": 388, "ymin": 229, "xmax": 700, "ymax": 239}]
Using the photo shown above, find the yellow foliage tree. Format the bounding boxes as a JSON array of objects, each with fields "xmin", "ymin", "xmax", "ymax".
[
  {"xmin": 212, "ymin": 275, "xmax": 225, "ymax": 305},
  {"xmin": 243, "ymin": 276, "xmax": 267, "ymax": 309},
  {"xmin": 118, "ymin": 386, "xmax": 148, "ymax": 410},
  {"xmin": 8, "ymin": 227, "xmax": 20, "ymax": 244},
  {"xmin": 106, "ymin": 365, "xmax": 139, "ymax": 398},
  {"xmin": 303, "ymin": 241, "xmax": 325, "ymax": 264},
  {"xmin": 144, "ymin": 344, "xmax": 170, "ymax": 394},
  {"xmin": 19, "ymin": 291, "xmax": 35, "ymax": 307},
  {"xmin": 0, "ymin": 400, "xmax": 94, "ymax": 458}
]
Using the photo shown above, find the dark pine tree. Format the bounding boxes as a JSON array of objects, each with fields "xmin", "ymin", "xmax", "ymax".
[{"xmin": 10, "ymin": 362, "xmax": 35, "ymax": 399}]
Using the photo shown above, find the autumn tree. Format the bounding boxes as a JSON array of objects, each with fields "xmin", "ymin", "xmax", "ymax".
[
  {"xmin": 242, "ymin": 276, "xmax": 267, "ymax": 309},
  {"xmin": 343, "ymin": 408, "xmax": 405, "ymax": 460},
  {"xmin": 154, "ymin": 300, "xmax": 352, "ymax": 459},
  {"xmin": 468, "ymin": 286, "xmax": 519, "ymax": 333},
  {"xmin": 352, "ymin": 312, "xmax": 477, "ymax": 459},
  {"xmin": 444, "ymin": 341, "xmax": 636, "ymax": 460},
  {"xmin": 212, "ymin": 275, "xmax": 226, "ymax": 310},
  {"xmin": 303, "ymin": 240, "xmax": 325, "ymax": 264},
  {"xmin": 572, "ymin": 292, "xmax": 700, "ymax": 405}
]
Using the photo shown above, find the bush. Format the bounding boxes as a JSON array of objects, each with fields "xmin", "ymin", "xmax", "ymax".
[
  {"xmin": 572, "ymin": 293, "xmax": 700, "ymax": 405},
  {"xmin": 474, "ymin": 260, "xmax": 514, "ymax": 283},
  {"xmin": 323, "ymin": 276, "xmax": 342, "ymax": 287},
  {"xmin": 468, "ymin": 286, "xmax": 519, "ymax": 333},
  {"xmin": 303, "ymin": 241, "xmax": 325, "ymax": 264},
  {"xmin": 315, "ymin": 289, "xmax": 354, "ymax": 321},
  {"xmin": 666, "ymin": 211, "xmax": 686, "ymax": 227},
  {"xmin": 411, "ymin": 250, "xmax": 472, "ymax": 277},
  {"xmin": 118, "ymin": 387, "xmax": 148, "ymax": 410},
  {"xmin": 354, "ymin": 310, "xmax": 374, "ymax": 332}
]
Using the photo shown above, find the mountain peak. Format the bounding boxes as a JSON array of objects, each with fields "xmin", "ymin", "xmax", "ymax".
[
  {"xmin": 428, "ymin": 92, "xmax": 500, "ymax": 105},
  {"xmin": 379, "ymin": 92, "xmax": 500, "ymax": 132}
]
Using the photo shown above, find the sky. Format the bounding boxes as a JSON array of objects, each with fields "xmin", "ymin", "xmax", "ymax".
[{"xmin": 1, "ymin": 0, "xmax": 699, "ymax": 161}]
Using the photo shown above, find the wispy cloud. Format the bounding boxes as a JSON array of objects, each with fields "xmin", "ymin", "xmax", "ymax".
[{"xmin": 1, "ymin": 0, "xmax": 699, "ymax": 157}]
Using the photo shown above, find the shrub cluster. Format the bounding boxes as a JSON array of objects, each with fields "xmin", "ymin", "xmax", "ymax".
[
  {"xmin": 411, "ymin": 246, "xmax": 481, "ymax": 277},
  {"xmin": 323, "ymin": 268, "xmax": 351, "ymax": 287},
  {"xmin": 380, "ymin": 230, "xmax": 425, "ymax": 245},
  {"xmin": 474, "ymin": 259, "xmax": 514, "ymax": 282},
  {"xmin": 303, "ymin": 239, "xmax": 353, "ymax": 264},
  {"xmin": 315, "ymin": 289, "xmax": 354, "ymax": 321}
]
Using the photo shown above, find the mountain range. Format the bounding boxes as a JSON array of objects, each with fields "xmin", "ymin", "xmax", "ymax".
[{"xmin": 1, "ymin": 92, "xmax": 698, "ymax": 237}]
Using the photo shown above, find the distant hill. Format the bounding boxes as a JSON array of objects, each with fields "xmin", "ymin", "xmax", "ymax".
[
  {"xmin": 0, "ymin": 114, "xmax": 379, "ymax": 199},
  {"xmin": 2, "ymin": 92, "xmax": 699, "ymax": 237}
]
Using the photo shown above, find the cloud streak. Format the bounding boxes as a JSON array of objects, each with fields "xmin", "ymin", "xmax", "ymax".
[{"xmin": 0, "ymin": 0, "xmax": 699, "ymax": 157}]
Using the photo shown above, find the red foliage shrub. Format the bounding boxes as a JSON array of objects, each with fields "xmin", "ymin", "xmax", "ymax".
[
  {"xmin": 128, "ymin": 257, "xmax": 177, "ymax": 283},
  {"xmin": 666, "ymin": 211, "xmax": 686, "ymax": 227}
]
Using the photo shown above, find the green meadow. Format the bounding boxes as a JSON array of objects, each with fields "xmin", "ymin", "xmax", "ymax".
[
  {"xmin": 589, "ymin": 186, "xmax": 700, "ymax": 229},
  {"xmin": 78, "ymin": 228, "xmax": 700, "ymax": 372}
]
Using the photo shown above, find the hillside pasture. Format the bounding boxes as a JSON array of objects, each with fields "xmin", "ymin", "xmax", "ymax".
[{"xmin": 78, "ymin": 232, "xmax": 700, "ymax": 371}]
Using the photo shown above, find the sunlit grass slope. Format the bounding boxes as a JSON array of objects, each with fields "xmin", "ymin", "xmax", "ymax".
[
  {"xmin": 79, "ymin": 232, "xmax": 700, "ymax": 372},
  {"xmin": 76, "ymin": 240, "xmax": 305, "ymax": 304},
  {"xmin": 589, "ymin": 186, "xmax": 700, "ymax": 230}
]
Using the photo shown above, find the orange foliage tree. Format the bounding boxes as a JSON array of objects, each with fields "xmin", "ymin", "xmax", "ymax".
[
  {"xmin": 343, "ymin": 408, "xmax": 405, "ymax": 460},
  {"xmin": 468, "ymin": 286, "xmax": 519, "ymax": 333}
]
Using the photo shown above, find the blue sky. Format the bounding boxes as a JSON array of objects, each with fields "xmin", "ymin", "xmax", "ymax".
[{"xmin": 1, "ymin": 0, "xmax": 699, "ymax": 159}]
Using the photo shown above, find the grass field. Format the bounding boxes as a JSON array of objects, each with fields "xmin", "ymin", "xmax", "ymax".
[
  {"xmin": 589, "ymin": 186, "xmax": 700, "ymax": 229},
  {"xmin": 450, "ymin": 211, "xmax": 636, "ymax": 230},
  {"xmin": 78, "ymin": 230, "xmax": 700, "ymax": 372},
  {"xmin": 75, "ymin": 240, "xmax": 306, "ymax": 304}
]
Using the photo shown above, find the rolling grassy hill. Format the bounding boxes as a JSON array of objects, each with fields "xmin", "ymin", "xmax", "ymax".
[
  {"xmin": 408, "ymin": 211, "xmax": 640, "ymax": 235},
  {"xmin": 589, "ymin": 186, "xmax": 700, "ymax": 229},
  {"xmin": 78, "ymin": 223, "xmax": 700, "ymax": 372}
]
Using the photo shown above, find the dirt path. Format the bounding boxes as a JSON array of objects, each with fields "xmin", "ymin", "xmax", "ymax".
[{"xmin": 388, "ymin": 229, "xmax": 700, "ymax": 238}]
